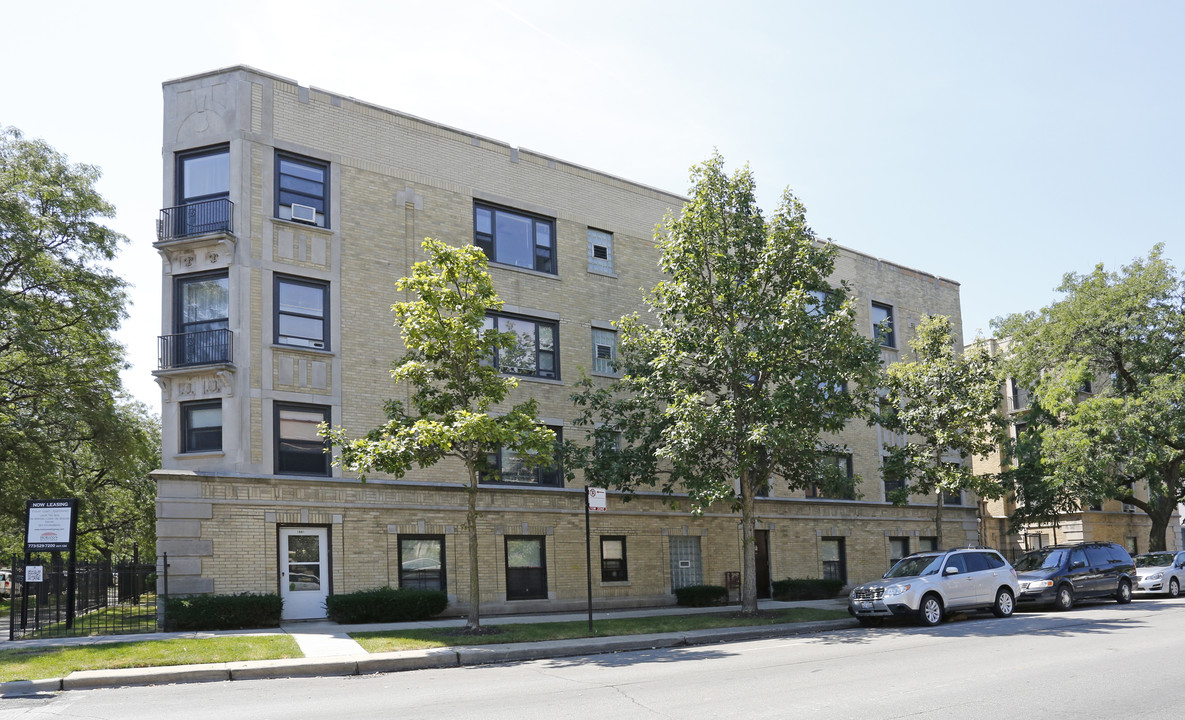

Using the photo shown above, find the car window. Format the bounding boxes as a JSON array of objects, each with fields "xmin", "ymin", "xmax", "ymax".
[
  {"xmin": 1136, "ymin": 553, "xmax": 1175, "ymax": 568},
  {"xmin": 1014, "ymin": 549, "xmax": 1066, "ymax": 572},
  {"xmin": 1105, "ymin": 545, "xmax": 1132, "ymax": 564},
  {"xmin": 982, "ymin": 552, "xmax": 1006, "ymax": 569},
  {"xmin": 1070, "ymin": 549, "xmax": 1088, "ymax": 567},
  {"xmin": 1085, "ymin": 547, "xmax": 1110, "ymax": 567},
  {"xmin": 945, "ymin": 554, "xmax": 968, "ymax": 573},
  {"xmin": 963, "ymin": 553, "xmax": 990, "ymax": 572},
  {"xmin": 885, "ymin": 555, "xmax": 944, "ymax": 578}
]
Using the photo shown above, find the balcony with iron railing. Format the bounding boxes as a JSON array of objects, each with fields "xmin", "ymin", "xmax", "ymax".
[
  {"xmin": 157, "ymin": 198, "xmax": 235, "ymax": 242},
  {"xmin": 157, "ymin": 329, "xmax": 233, "ymax": 370}
]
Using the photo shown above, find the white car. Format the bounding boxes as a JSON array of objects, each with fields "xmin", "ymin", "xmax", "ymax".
[
  {"xmin": 1133, "ymin": 551, "xmax": 1185, "ymax": 598},
  {"xmin": 0, "ymin": 569, "xmax": 11, "ymax": 598},
  {"xmin": 849, "ymin": 547, "xmax": 1019, "ymax": 627}
]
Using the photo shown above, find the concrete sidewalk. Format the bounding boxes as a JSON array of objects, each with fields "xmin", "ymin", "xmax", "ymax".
[{"xmin": 1, "ymin": 598, "xmax": 856, "ymax": 697}]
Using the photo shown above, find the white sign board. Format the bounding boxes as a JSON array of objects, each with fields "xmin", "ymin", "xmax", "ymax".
[
  {"xmin": 587, "ymin": 487, "xmax": 607, "ymax": 512},
  {"xmin": 25, "ymin": 565, "xmax": 44, "ymax": 583},
  {"xmin": 26, "ymin": 501, "xmax": 75, "ymax": 551}
]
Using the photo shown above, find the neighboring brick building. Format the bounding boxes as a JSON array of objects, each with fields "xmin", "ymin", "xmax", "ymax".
[{"xmin": 153, "ymin": 66, "xmax": 976, "ymax": 620}]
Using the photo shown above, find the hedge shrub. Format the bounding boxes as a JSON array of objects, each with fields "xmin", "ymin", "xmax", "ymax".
[
  {"xmin": 325, "ymin": 587, "xmax": 448, "ymax": 624},
  {"xmin": 674, "ymin": 584, "xmax": 728, "ymax": 607},
  {"xmin": 165, "ymin": 593, "xmax": 282, "ymax": 631},
  {"xmin": 771, "ymin": 578, "xmax": 845, "ymax": 601}
]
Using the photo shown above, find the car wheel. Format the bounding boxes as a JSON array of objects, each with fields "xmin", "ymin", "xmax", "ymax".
[
  {"xmin": 992, "ymin": 588, "xmax": 1015, "ymax": 618},
  {"xmin": 1116, "ymin": 579, "xmax": 1132, "ymax": 604},
  {"xmin": 1168, "ymin": 578, "xmax": 1180, "ymax": 598},
  {"xmin": 1055, "ymin": 584, "xmax": 1074, "ymax": 611},
  {"xmin": 917, "ymin": 594, "xmax": 944, "ymax": 627}
]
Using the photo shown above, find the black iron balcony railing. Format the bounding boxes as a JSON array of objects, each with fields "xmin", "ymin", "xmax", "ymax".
[
  {"xmin": 158, "ymin": 198, "xmax": 234, "ymax": 242},
  {"xmin": 158, "ymin": 329, "xmax": 233, "ymax": 369}
]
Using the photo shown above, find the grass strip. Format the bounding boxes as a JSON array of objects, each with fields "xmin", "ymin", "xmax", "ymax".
[
  {"xmin": 352, "ymin": 607, "xmax": 849, "ymax": 653},
  {"xmin": 0, "ymin": 635, "xmax": 302, "ymax": 683}
]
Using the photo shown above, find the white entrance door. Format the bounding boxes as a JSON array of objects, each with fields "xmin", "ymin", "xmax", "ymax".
[{"xmin": 279, "ymin": 527, "xmax": 329, "ymax": 620}]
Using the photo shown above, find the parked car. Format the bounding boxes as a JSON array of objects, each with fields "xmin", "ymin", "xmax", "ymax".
[
  {"xmin": 0, "ymin": 569, "xmax": 11, "ymax": 598},
  {"xmin": 1014, "ymin": 542, "xmax": 1136, "ymax": 610},
  {"xmin": 849, "ymin": 547, "xmax": 1019, "ymax": 627},
  {"xmin": 1133, "ymin": 551, "xmax": 1185, "ymax": 598}
]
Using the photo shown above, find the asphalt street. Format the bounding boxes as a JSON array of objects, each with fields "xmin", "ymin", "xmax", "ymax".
[{"xmin": 3, "ymin": 598, "xmax": 1184, "ymax": 719}]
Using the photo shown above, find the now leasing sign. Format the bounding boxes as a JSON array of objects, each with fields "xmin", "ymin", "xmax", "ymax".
[{"xmin": 25, "ymin": 499, "xmax": 78, "ymax": 552}]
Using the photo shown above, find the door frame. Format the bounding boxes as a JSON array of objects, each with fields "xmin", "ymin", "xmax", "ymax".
[{"xmin": 277, "ymin": 524, "xmax": 332, "ymax": 620}]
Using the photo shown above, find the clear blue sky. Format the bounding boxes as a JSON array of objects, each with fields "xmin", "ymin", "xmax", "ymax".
[{"xmin": 3, "ymin": 1, "xmax": 1181, "ymax": 413}]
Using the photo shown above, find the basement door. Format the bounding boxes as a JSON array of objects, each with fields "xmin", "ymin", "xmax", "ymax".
[{"xmin": 279, "ymin": 527, "xmax": 329, "ymax": 620}]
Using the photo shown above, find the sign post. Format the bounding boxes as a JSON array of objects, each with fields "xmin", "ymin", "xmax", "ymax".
[
  {"xmin": 585, "ymin": 487, "xmax": 606, "ymax": 633},
  {"xmin": 24, "ymin": 499, "xmax": 79, "ymax": 629}
]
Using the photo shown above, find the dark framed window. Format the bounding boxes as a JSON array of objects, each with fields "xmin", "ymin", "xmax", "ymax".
[
  {"xmin": 474, "ymin": 202, "xmax": 556, "ymax": 274},
  {"xmin": 889, "ymin": 537, "xmax": 909, "ymax": 569},
  {"xmin": 276, "ymin": 153, "xmax": 329, "ymax": 227},
  {"xmin": 173, "ymin": 271, "xmax": 230, "ymax": 366},
  {"xmin": 181, "ymin": 400, "xmax": 222, "ymax": 453},
  {"xmin": 275, "ymin": 275, "xmax": 329, "ymax": 349},
  {"xmin": 600, "ymin": 536, "xmax": 628, "ymax": 582},
  {"xmin": 871, "ymin": 301, "xmax": 895, "ymax": 348},
  {"xmin": 821, "ymin": 537, "xmax": 846, "ymax": 583},
  {"xmin": 485, "ymin": 314, "xmax": 559, "ymax": 379},
  {"xmin": 275, "ymin": 403, "xmax": 331, "ymax": 476},
  {"xmin": 483, "ymin": 426, "xmax": 563, "ymax": 486},
  {"xmin": 177, "ymin": 145, "xmax": 229, "ymax": 205},
  {"xmin": 398, "ymin": 535, "xmax": 445, "ymax": 591},
  {"xmin": 808, "ymin": 454, "xmax": 855, "ymax": 499},
  {"xmin": 591, "ymin": 328, "xmax": 616, "ymax": 375},
  {"xmin": 505, "ymin": 536, "xmax": 547, "ymax": 600},
  {"xmin": 918, "ymin": 536, "xmax": 938, "ymax": 552}
]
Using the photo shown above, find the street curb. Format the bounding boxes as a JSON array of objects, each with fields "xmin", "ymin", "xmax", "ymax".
[{"xmin": 1, "ymin": 618, "xmax": 860, "ymax": 695}]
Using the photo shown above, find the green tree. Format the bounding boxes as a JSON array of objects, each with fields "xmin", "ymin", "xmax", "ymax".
[
  {"xmin": 570, "ymin": 153, "xmax": 882, "ymax": 615},
  {"xmin": 994, "ymin": 246, "xmax": 1185, "ymax": 551},
  {"xmin": 878, "ymin": 315, "xmax": 1007, "ymax": 548},
  {"xmin": 323, "ymin": 238, "xmax": 555, "ymax": 630},
  {"xmin": 0, "ymin": 126, "xmax": 157, "ymax": 556}
]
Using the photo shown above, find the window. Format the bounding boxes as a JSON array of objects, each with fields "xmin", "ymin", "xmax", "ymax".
[
  {"xmin": 882, "ymin": 455, "xmax": 906, "ymax": 500},
  {"xmin": 485, "ymin": 314, "xmax": 559, "ymax": 379},
  {"xmin": 807, "ymin": 454, "xmax": 855, "ymax": 499},
  {"xmin": 591, "ymin": 328, "xmax": 616, "ymax": 375},
  {"xmin": 588, "ymin": 228, "xmax": 613, "ymax": 274},
  {"xmin": 1009, "ymin": 378, "xmax": 1029, "ymax": 413},
  {"xmin": 889, "ymin": 537, "xmax": 909, "ymax": 569},
  {"xmin": 174, "ymin": 146, "xmax": 230, "ymax": 238},
  {"xmin": 399, "ymin": 536, "xmax": 445, "ymax": 591},
  {"xmin": 871, "ymin": 302, "xmax": 894, "ymax": 347},
  {"xmin": 181, "ymin": 400, "xmax": 222, "ymax": 453},
  {"xmin": 483, "ymin": 426, "xmax": 563, "ymax": 486},
  {"xmin": 275, "ymin": 403, "xmax": 331, "ymax": 476},
  {"xmin": 178, "ymin": 146, "xmax": 229, "ymax": 205},
  {"xmin": 918, "ymin": 536, "xmax": 938, "ymax": 552},
  {"xmin": 807, "ymin": 288, "xmax": 831, "ymax": 316},
  {"xmin": 821, "ymin": 537, "xmax": 846, "ymax": 583},
  {"xmin": 173, "ymin": 271, "xmax": 230, "ymax": 366},
  {"xmin": 505, "ymin": 536, "xmax": 547, "ymax": 600},
  {"xmin": 275, "ymin": 276, "xmax": 329, "ymax": 349},
  {"xmin": 276, "ymin": 153, "xmax": 328, "ymax": 227},
  {"xmin": 474, "ymin": 202, "xmax": 556, "ymax": 273},
  {"xmin": 600, "ymin": 536, "xmax": 627, "ymax": 582}
]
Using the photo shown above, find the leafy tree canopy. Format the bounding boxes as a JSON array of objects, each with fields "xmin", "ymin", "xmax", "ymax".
[
  {"xmin": 993, "ymin": 245, "xmax": 1185, "ymax": 551},
  {"xmin": 570, "ymin": 152, "xmax": 882, "ymax": 613},
  {"xmin": 324, "ymin": 238, "xmax": 554, "ymax": 628}
]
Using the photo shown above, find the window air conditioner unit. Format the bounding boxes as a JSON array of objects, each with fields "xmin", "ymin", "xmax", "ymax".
[{"xmin": 291, "ymin": 203, "xmax": 317, "ymax": 224}]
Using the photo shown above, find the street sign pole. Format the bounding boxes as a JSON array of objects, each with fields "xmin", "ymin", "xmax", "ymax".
[{"xmin": 585, "ymin": 485, "xmax": 593, "ymax": 633}]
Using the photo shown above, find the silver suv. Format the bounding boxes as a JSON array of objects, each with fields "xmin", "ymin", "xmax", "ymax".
[{"xmin": 849, "ymin": 547, "xmax": 1019, "ymax": 627}]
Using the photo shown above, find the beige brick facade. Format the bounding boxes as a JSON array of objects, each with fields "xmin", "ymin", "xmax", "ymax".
[{"xmin": 154, "ymin": 66, "xmax": 977, "ymax": 617}]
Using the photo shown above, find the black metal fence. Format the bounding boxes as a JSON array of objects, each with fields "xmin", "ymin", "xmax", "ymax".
[
  {"xmin": 7, "ymin": 549, "xmax": 166, "ymax": 640},
  {"xmin": 157, "ymin": 198, "xmax": 234, "ymax": 241},
  {"xmin": 158, "ymin": 328, "xmax": 233, "ymax": 369}
]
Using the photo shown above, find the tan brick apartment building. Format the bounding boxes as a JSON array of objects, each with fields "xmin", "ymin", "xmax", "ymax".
[{"xmin": 153, "ymin": 66, "xmax": 976, "ymax": 620}]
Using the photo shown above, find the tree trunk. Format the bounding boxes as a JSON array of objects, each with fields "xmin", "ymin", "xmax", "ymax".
[
  {"xmin": 465, "ymin": 462, "xmax": 482, "ymax": 630},
  {"xmin": 739, "ymin": 470, "xmax": 758, "ymax": 616},
  {"xmin": 933, "ymin": 447, "xmax": 945, "ymax": 549},
  {"xmin": 1146, "ymin": 498, "xmax": 1175, "ymax": 552}
]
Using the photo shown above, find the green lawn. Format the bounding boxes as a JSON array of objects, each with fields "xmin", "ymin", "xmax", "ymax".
[
  {"xmin": 352, "ymin": 607, "xmax": 850, "ymax": 653},
  {"xmin": 0, "ymin": 636, "xmax": 302, "ymax": 683}
]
